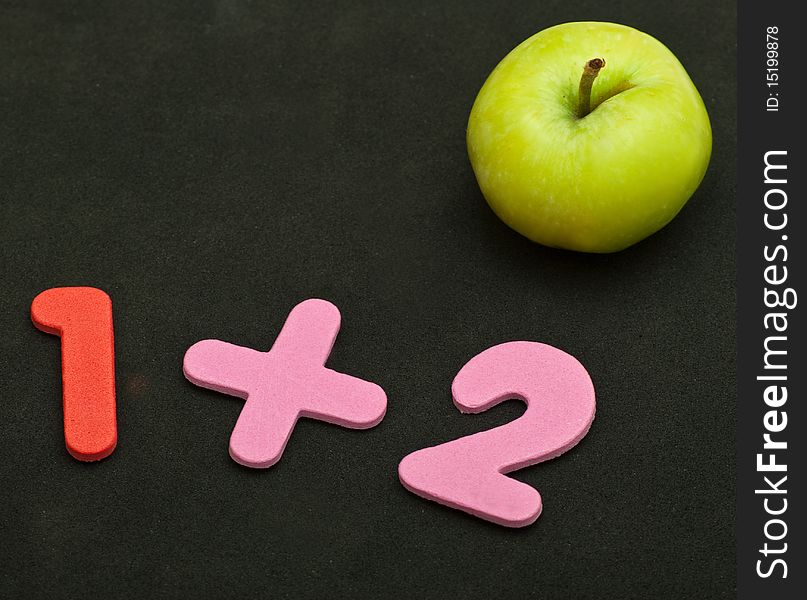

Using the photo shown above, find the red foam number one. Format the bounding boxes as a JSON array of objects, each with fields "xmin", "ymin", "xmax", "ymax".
[{"xmin": 31, "ymin": 287, "xmax": 117, "ymax": 461}]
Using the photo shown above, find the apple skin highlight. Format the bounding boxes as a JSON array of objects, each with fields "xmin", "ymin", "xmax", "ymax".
[{"xmin": 467, "ymin": 21, "xmax": 712, "ymax": 253}]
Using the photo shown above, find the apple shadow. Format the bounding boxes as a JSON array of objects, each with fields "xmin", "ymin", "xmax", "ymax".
[{"xmin": 461, "ymin": 174, "xmax": 707, "ymax": 285}]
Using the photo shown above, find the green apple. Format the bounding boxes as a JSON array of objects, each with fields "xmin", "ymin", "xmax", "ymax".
[{"xmin": 467, "ymin": 22, "xmax": 712, "ymax": 253}]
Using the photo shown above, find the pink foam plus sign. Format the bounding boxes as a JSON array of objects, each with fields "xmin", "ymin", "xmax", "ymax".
[{"xmin": 183, "ymin": 299, "xmax": 387, "ymax": 468}]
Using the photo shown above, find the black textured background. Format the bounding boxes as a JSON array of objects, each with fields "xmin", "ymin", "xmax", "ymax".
[{"xmin": 0, "ymin": 1, "xmax": 736, "ymax": 598}]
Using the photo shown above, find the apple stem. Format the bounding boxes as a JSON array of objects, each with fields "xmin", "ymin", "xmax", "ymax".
[{"xmin": 578, "ymin": 58, "xmax": 605, "ymax": 118}]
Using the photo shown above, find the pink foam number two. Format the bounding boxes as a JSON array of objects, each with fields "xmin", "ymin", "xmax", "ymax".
[
  {"xmin": 183, "ymin": 299, "xmax": 387, "ymax": 468},
  {"xmin": 398, "ymin": 341, "xmax": 595, "ymax": 528}
]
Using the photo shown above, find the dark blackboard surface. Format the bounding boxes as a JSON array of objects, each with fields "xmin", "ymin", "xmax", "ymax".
[{"xmin": 0, "ymin": 1, "xmax": 736, "ymax": 598}]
